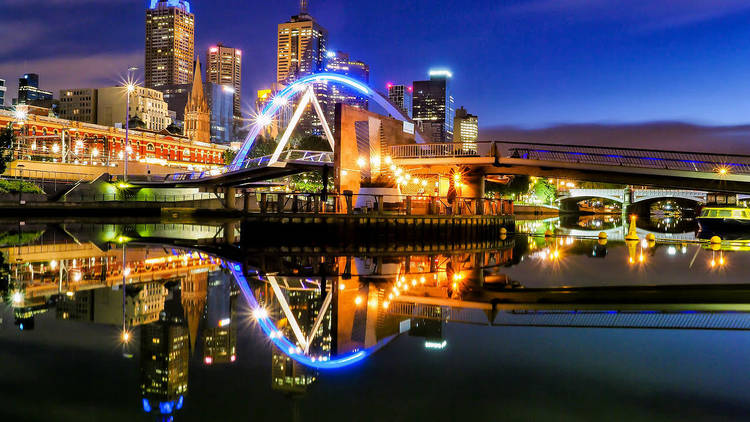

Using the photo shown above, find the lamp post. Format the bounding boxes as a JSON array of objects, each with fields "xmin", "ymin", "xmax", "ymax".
[{"xmin": 124, "ymin": 66, "xmax": 138, "ymax": 183}]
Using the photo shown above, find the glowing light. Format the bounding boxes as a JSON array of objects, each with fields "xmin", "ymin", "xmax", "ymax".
[
  {"xmin": 254, "ymin": 308, "xmax": 268, "ymax": 320},
  {"xmin": 255, "ymin": 113, "xmax": 272, "ymax": 127},
  {"xmin": 123, "ymin": 267, "xmax": 131, "ymax": 276},
  {"xmin": 210, "ymin": 47, "xmax": 219, "ymax": 53},
  {"xmin": 272, "ymin": 95, "xmax": 288, "ymax": 107},
  {"xmin": 384, "ymin": 156, "xmax": 393, "ymax": 165},
  {"xmin": 52, "ymin": 144, "xmax": 60, "ymax": 153},
  {"xmin": 126, "ymin": 83, "xmax": 136, "ymax": 93},
  {"xmin": 230, "ymin": 355, "xmax": 237, "ymax": 362},
  {"xmin": 339, "ymin": 283, "xmax": 345, "ymax": 290},
  {"xmin": 73, "ymin": 272, "xmax": 82, "ymax": 282},
  {"xmin": 122, "ymin": 330, "xmax": 131, "ymax": 343},
  {"xmin": 14, "ymin": 108, "xmax": 28, "ymax": 121},
  {"xmin": 11, "ymin": 291, "xmax": 23, "ymax": 305},
  {"xmin": 429, "ymin": 69, "xmax": 453, "ymax": 78},
  {"xmin": 50, "ymin": 260, "xmax": 58, "ymax": 269},
  {"xmin": 425, "ymin": 340, "xmax": 448, "ymax": 350},
  {"xmin": 641, "ymin": 239, "xmax": 649, "ymax": 249},
  {"xmin": 667, "ymin": 246, "xmax": 677, "ymax": 256},
  {"xmin": 92, "ymin": 148, "xmax": 99, "ymax": 157},
  {"xmin": 218, "ymin": 318, "xmax": 231, "ymax": 327},
  {"xmin": 204, "ymin": 356, "xmax": 213, "ymax": 365},
  {"xmin": 75, "ymin": 140, "xmax": 84, "ymax": 149},
  {"xmin": 357, "ymin": 157, "xmax": 366, "ymax": 168},
  {"xmin": 718, "ymin": 167, "xmax": 729, "ymax": 175},
  {"xmin": 383, "ymin": 301, "xmax": 390, "ymax": 309},
  {"xmin": 354, "ymin": 296, "xmax": 363, "ymax": 306},
  {"xmin": 638, "ymin": 254, "xmax": 645, "ymax": 263}
]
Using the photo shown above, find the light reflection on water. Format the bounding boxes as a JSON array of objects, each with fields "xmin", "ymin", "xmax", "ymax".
[{"xmin": 3, "ymin": 219, "xmax": 750, "ymax": 420}]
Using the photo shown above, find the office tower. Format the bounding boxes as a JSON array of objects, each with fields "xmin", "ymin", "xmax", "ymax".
[
  {"xmin": 0, "ymin": 78, "xmax": 5, "ymax": 106},
  {"xmin": 276, "ymin": 0, "xmax": 328, "ymax": 84},
  {"xmin": 205, "ymin": 82, "xmax": 234, "ymax": 144},
  {"xmin": 145, "ymin": 0, "xmax": 195, "ymax": 88},
  {"xmin": 387, "ymin": 84, "xmax": 413, "ymax": 118},
  {"xmin": 206, "ymin": 43, "xmax": 242, "ymax": 117},
  {"xmin": 98, "ymin": 86, "xmax": 171, "ymax": 131},
  {"xmin": 58, "ymin": 88, "xmax": 98, "ymax": 123},
  {"xmin": 453, "ymin": 106, "xmax": 478, "ymax": 151},
  {"xmin": 157, "ymin": 84, "xmax": 192, "ymax": 125},
  {"xmin": 14, "ymin": 73, "xmax": 53, "ymax": 105},
  {"xmin": 183, "ymin": 57, "xmax": 211, "ymax": 143},
  {"xmin": 413, "ymin": 70, "xmax": 455, "ymax": 142}
]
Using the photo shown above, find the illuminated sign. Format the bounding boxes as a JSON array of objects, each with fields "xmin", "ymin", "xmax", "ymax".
[
  {"xmin": 428, "ymin": 69, "xmax": 453, "ymax": 78},
  {"xmin": 403, "ymin": 121, "xmax": 415, "ymax": 135},
  {"xmin": 425, "ymin": 340, "xmax": 447, "ymax": 350}
]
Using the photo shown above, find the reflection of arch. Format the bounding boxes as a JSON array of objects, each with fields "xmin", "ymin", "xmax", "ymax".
[
  {"xmin": 227, "ymin": 262, "xmax": 372, "ymax": 369},
  {"xmin": 230, "ymin": 73, "xmax": 421, "ymax": 171}
]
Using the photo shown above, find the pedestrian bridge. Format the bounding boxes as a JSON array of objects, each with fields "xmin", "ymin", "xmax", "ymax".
[
  {"xmin": 391, "ymin": 141, "xmax": 750, "ymax": 193},
  {"xmin": 558, "ymin": 188, "xmax": 709, "ymax": 205}
]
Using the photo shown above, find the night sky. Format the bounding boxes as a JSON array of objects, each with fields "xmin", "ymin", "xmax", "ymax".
[{"xmin": 3, "ymin": 0, "xmax": 750, "ymax": 130}]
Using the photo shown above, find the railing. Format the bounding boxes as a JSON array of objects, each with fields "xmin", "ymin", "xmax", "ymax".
[
  {"xmin": 497, "ymin": 141, "xmax": 750, "ymax": 175},
  {"xmin": 160, "ymin": 149, "xmax": 334, "ymax": 183},
  {"xmin": 390, "ymin": 143, "xmax": 483, "ymax": 159},
  {"xmin": 2, "ymin": 167, "xmax": 92, "ymax": 183},
  {"xmin": 254, "ymin": 192, "xmax": 513, "ymax": 217}
]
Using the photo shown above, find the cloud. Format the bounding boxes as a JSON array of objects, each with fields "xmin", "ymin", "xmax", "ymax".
[
  {"xmin": 506, "ymin": 0, "xmax": 750, "ymax": 31},
  {"xmin": 482, "ymin": 121, "xmax": 750, "ymax": 155},
  {"xmin": 0, "ymin": 21, "xmax": 50, "ymax": 56},
  {"xmin": 2, "ymin": 0, "xmax": 130, "ymax": 4},
  {"xmin": 0, "ymin": 52, "xmax": 143, "ymax": 104}
]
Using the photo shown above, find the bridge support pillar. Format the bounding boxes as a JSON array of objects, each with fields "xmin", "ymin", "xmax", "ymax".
[
  {"xmin": 623, "ymin": 186, "xmax": 632, "ymax": 215},
  {"xmin": 223, "ymin": 222, "xmax": 235, "ymax": 244},
  {"xmin": 224, "ymin": 187, "xmax": 237, "ymax": 210},
  {"xmin": 244, "ymin": 192, "xmax": 252, "ymax": 213}
]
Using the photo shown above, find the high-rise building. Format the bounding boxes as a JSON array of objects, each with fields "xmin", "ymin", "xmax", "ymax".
[
  {"xmin": 276, "ymin": 0, "xmax": 328, "ymax": 85},
  {"xmin": 206, "ymin": 43, "xmax": 242, "ymax": 117},
  {"xmin": 413, "ymin": 70, "xmax": 455, "ymax": 143},
  {"xmin": 453, "ymin": 106, "xmax": 478, "ymax": 151},
  {"xmin": 98, "ymin": 85, "xmax": 171, "ymax": 132},
  {"xmin": 14, "ymin": 74, "xmax": 53, "ymax": 106},
  {"xmin": 157, "ymin": 84, "xmax": 192, "ymax": 124},
  {"xmin": 58, "ymin": 88, "xmax": 98, "ymax": 123},
  {"xmin": 317, "ymin": 51, "xmax": 370, "ymax": 128},
  {"xmin": 145, "ymin": 0, "xmax": 195, "ymax": 88},
  {"xmin": 0, "ymin": 78, "xmax": 6, "ymax": 106},
  {"xmin": 184, "ymin": 57, "xmax": 211, "ymax": 144},
  {"xmin": 205, "ymin": 83, "xmax": 234, "ymax": 144},
  {"xmin": 387, "ymin": 84, "xmax": 413, "ymax": 118}
]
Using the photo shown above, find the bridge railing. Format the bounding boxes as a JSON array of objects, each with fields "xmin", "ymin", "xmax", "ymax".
[
  {"xmin": 495, "ymin": 141, "xmax": 750, "ymax": 174},
  {"xmin": 390, "ymin": 143, "xmax": 485, "ymax": 159}
]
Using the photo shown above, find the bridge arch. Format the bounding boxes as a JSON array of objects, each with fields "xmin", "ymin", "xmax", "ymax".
[{"xmin": 231, "ymin": 73, "xmax": 419, "ymax": 171}]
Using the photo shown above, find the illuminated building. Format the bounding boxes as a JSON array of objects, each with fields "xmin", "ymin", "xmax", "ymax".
[
  {"xmin": 181, "ymin": 267, "xmax": 207, "ymax": 353},
  {"xmin": 202, "ymin": 271, "xmax": 236, "ymax": 364},
  {"xmin": 58, "ymin": 88, "xmax": 98, "ymax": 123},
  {"xmin": 205, "ymin": 83, "xmax": 234, "ymax": 144},
  {"xmin": 13, "ymin": 73, "xmax": 53, "ymax": 106},
  {"xmin": 57, "ymin": 291, "xmax": 95, "ymax": 321},
  {"xmin": 183, "ymin": 57, "xmax": 211, "ymax": 144},
  {"xmin": 413, "ymin": 70, "xmax": 455, "ymax": 142},
  {"xmin": 145, "ymin": 0, "xmax": 195, "ymax": 88},
  {"xmin": 255, "ymin": 84, "xmax": 291, "ymax": 139},
  {"xmin": 318, "ymin": 51, "xmax": 370, "ymax": 127},
  {"xmin": 97, "ymin": 85, "xmax": 171, "ymax": 131},
  {"xmin": 0, "ymin": 109, "xmax": 226, "ymax": 168},
  {"xmin": 453, "ymin": 106, "xmax": 478, "ymax": 151},
  {"xmin": 0, "ymin": 78, "xmax": 6, "ymax": 106},
  {"xmin": 93, "ymin": 282, "xmax": 168, "ymax": 327},
  {"xmin": 140, "ymin": 297, "xmax": 189, "ymax": 418},
  {"xmin": 271, "ymin": 348, "xmax": 317, "ymax": 395},
  {"xmin": 387, "ymin": 84, "xmax": 413, "ymax": 119},
  {"xmin": 206, "ymin": 43, "xmax": 242, "ymax": 118},
  {"xmin": 157, "ymin": 83, "xmax": 191, "ymax": 125},
  {"xmin": 276, "ymin": 0, "xmax": 328, "ymax": 85}
]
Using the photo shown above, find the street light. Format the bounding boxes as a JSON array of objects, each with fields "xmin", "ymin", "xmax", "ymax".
[{"xmin": 124, "ymin": 66, "xmax": 139, "ymax": 183}]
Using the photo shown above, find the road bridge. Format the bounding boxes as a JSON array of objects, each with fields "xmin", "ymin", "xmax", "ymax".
[{"xmin": 391, "ymin": 141, "xmax": 750, "ymax": 193}]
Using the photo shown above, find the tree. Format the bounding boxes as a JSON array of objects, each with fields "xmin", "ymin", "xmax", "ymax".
[
  {"xmin": 248, "ymin": 135, "xmax": 278, "ymax": 159},
  {"xmin": 532, "ymin": 179, "xmax": 556, "ymax": 204},
  {"xmin": 0, "ymin": 128, "xmax": 15, "ymax": 175},
  {"xmin": 487, "ymin": 175, "xmax": 531, "ymax": 198},
  {"xmin": 293, "ymin": 134, "xmax": 330, "ymax": 151},
  {"xmin": 223, "ymin": 149, "xmax": 237, "ymax": 165}
]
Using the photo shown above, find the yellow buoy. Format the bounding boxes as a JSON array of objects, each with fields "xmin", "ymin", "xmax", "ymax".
[
  {"xmin": 500, "ymin": 227, "xmax": 508, "ymax": 235},
  {"xmin": 598, "ymin": 232, "xmax": 608, "ymax": 240},
  {"xmin": 646, "ymin": 233, "xmax": 656, "ymax": 242}
]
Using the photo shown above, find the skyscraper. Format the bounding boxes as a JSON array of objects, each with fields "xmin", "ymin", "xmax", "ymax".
[
  {"xmin": 413, "ymin": 70, "xmax": 455, "ymax": 143},
  {"xmin": 319, "ymin": 51, "xmax": 370, "ymax": 127},
  {"xmin": 145, "ymin": 0, "xmax": 195, "ymax": 88},
  {"xmin": 206, "ymin": 43, "xmax": 242, "ymax": 117},
  {"xmin": 277, "ymin": 0, "xmax": 328, "ymax": 85},
  {"xmin": 58, "ymin": 88, "xmax": 98, "ymax": 123},
  {"xmin": 387, "ymin": 84, "xmax": 413, "ymax": 118},
  {"xmin": 184, "ymin": 57, "xmax": 211, "ymax": 144},
  {"xmin": 14, "ymin": 74, "xmax": 53, "ymax": 106},
  {"xmin": 0, "ymin": 79, "xmax": 6, "ymax": 106},
  {"xmin": 453, "ymin": 106, "xmax": 478, "ymax": 151}
]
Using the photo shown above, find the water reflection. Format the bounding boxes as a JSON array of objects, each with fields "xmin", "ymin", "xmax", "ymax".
[{"xmin": 5, "ymin": 220, "xmax": 750, "ymax": 419}]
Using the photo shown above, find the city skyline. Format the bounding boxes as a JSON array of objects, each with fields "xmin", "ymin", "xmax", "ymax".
[{"xmin": 4, "ymin": 1, "xmax": 750, "ymax": 129}]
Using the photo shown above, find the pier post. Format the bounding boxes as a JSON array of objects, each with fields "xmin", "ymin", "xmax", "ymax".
[{"xmin": 224, "ymin": 187, "xmax": 237, "ymax": 209}]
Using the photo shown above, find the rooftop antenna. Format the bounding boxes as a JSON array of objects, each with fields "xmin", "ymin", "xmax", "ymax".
[{"xmin": 300, "ymin": 0, "xmax": 308, "ymax": 14}]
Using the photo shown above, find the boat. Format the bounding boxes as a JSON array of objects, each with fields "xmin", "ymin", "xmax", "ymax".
[{"xmin": 697, "ymin": 207, "xmax": 750, "ymax": 233}]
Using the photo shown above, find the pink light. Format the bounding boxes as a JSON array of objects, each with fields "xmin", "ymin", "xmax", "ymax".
[
  {"xmin": 230, "ymin": 355, "xmax": 237, "ymax": 362},
  {"xmin": 236, "ymin": 50, "xmax": 242, "ymax": 56},
  {"xmin": 204, "ymin": 356, "xmax": 213, "ymax": 365},
  {"xmin": 209, "ymin": 47, "xmax": 218, "ymax": 53},
  {"xmin": 386, "ymin": 82, "xmax": 393, "ymax": 89},
  {"xmin": 407, "ymin": 86, "xmax": 413, "ymax": 93}
]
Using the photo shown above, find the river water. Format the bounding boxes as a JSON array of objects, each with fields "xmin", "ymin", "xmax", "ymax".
[{"xmin": 1, "ymin": 216, "xmax": 750, "ymax": 421}]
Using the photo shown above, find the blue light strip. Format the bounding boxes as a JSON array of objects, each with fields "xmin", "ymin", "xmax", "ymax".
[{"xmin": 226, "ymin": 262, "xmax": 370, "ymax": 369}]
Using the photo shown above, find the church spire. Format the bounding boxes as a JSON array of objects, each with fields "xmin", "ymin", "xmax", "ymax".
[{"xmin": 184, "ymin": 55, "xmax": 210, "ymax": 143}]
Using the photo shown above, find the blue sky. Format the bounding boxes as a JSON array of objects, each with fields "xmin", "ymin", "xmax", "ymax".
[{"xmin": 3, "ymin": 0, "xmax": 750, "ymax": 128}]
